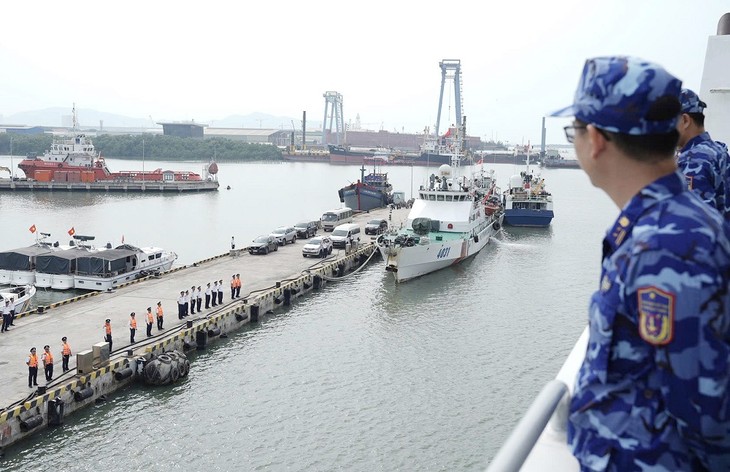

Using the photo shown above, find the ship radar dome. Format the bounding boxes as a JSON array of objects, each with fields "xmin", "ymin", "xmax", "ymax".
[
  {"xmin": 438, "ymin": 164, "xmax": 452, "ymax": 178},
  {"xmin": 208, "ymin": 162, "xmax": 219, "ymax": 175},
  {"xmin": 509, "ymin": 175, "xmax": 523, "ymax": 189}
]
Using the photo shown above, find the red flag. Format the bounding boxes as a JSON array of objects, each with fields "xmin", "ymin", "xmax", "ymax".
[
  {"xmin": 477, "ymin": 158, "xmax": 483, "ymax": 165},
  {"xmin": 29, "ymin": 224, "xmax": 37, "ymax": 234},
  {"xmin": 68, "ymin": 227, "xmax": 75, "ymax": 236}
]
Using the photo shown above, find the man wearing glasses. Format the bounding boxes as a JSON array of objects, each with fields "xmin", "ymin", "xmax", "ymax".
[{"xmin": 553, "ymin": 56, "xmax": 730, "ymax": 471}]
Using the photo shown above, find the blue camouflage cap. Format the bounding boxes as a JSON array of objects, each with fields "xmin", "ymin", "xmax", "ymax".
[
  {"xmin": 552, "ymin": 56, "xmax": 682, "ymax": 135},
  {"xmin": 679, "ymin": 88, "xmax": 707, "ymax": 114}
]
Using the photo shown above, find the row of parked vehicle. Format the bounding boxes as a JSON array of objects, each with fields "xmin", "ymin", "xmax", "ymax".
[{"xmin": 248, "ymin": 218, "xmax": 389, "ymax": 257}]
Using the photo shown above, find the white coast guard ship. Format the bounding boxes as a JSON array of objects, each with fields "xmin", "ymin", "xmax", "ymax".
[{"xmin": 377, "ymin": 119, "xmax": 504, "ymax": 283}]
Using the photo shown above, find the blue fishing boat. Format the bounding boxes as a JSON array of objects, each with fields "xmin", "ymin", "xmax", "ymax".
[
  {"xmin": 503, "ymin": 146, "xmax": 554, "ymax": 227},
  {"xmin": 337, "ymin": 165, "xmax": 393, "ymax": 212}
]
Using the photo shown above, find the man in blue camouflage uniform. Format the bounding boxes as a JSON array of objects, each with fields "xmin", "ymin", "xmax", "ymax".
[
  {"xmin": 676, "ymin": 88, "xmax": 730, "ymax": 220},
  {"xmin": 552, "ymin": 56, "xmax": 730, "ymax": 471}
]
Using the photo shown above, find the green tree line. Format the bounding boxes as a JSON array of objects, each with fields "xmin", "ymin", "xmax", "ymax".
[{"xmin": 0, "ymin": 133, "xmax": 283, "ymax": 161}]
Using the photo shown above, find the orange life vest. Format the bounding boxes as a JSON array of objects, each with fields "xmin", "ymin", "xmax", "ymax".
[
  {"xmin": 156, "ymin": 306, "xmax": 163, "ymax": 318},
  {"xmin": 62, "ymin": 342, "xmax": 71, "ymax": 355},
  {"xmin": 236, "ymin": 278, "xmax": 242, "ymax": 288},
  {"xmin": 231, "ymin": 279, "xmax": 236, "ymax": 288},
  {"xmin": 130, "ymin": 317, "xmax": 137, "ymax": 329},
  {"xmin": 147, "ymin": 311, "xmax": 154, "ymax": 324},
  {"xmin": 105, "ymin": 323, "xmax": 112, "ymax": 334},
  {"xmin": 28, "ymin": 353, "xmax": 38, "ymax": 367},
  {"xmin": 43, "ymin": 352, "xmax": 54, "ymax": 365}
]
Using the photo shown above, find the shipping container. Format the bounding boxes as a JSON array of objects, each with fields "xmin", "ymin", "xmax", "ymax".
[
  {"xmin": 81, "ymin": 171, "xmax": 95, "ymax": 183},
  {"xmin": 35, "ymin": 170, "xmax": 52, "ymax": 182}
]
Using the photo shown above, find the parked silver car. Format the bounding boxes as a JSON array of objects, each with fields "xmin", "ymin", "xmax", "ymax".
[
  {"xmin": 302, "ymin": 236, "xmax": 333, "ymax": 258},
  {"xmin": 270, "ymin": 226, "xmax": 297, "ymax": 245}
]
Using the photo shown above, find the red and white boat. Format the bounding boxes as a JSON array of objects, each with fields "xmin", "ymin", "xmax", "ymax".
[{"xmin": 18, "ymin": 107, "xmax": 204, "ymax": 183}]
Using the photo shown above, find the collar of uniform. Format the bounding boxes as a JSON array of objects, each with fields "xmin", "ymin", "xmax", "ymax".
[
  {"xmin": 680, "ymin": 131, "xmax": 712, "ymax": 153},
  {"xmin": 603, "ymin": 171, "xmax": 686, "ymax": 253}
]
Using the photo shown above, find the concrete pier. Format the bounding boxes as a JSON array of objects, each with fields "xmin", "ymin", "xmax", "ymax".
[
  {"xmin": 0, "ymin": 206, "xmax": 408, "ymax": 449},
  {"xmin": 0, "ymin": 178, "xmax": 219, "ymax": 192}
]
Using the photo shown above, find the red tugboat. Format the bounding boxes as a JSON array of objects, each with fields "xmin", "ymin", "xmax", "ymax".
[{"xmin": 18, "ymin": 107, "xmax": 205, "ymax": 183}]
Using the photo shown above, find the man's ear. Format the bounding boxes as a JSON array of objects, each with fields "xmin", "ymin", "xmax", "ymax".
[{"xmin": 587, "ymin": 125, "xmax": 608, "ymax": 160}]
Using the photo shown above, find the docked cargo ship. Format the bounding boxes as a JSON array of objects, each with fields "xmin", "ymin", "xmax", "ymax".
[
  {"xmin": 17, "ymin": 107, "xmax": 216, "ymax": 185},
  {"xmin": 328, "ymin": 145, "xmax": 376, "ymax": 165}
]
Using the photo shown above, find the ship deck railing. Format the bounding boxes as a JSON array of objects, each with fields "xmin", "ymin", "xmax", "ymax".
[{"xmin": 486, "ymin": 328, "xmax": 587, "ymax": 472}]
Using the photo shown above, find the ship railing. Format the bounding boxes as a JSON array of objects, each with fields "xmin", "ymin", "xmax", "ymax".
[{"xmin": 486, "ymin": 328, "xmax": 587, "ymax": 472}]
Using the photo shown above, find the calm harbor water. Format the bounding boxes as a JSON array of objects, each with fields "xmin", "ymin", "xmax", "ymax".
[{"xmin": 0, "ymin": 156, "xmax": 616, "ymax": 470}]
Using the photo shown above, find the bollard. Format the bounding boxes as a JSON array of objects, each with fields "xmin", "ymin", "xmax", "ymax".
[
  {"xmin": 186, "ymin": 320, "xmax": 193, "ymax": 328},
  {"xmin": 37, "ymin": 306, "xmax": 45, "ymax": 314}
]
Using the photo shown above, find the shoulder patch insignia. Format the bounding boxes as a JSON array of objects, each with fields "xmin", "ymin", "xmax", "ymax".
[
  {"xmin": 685, "ymin": 174, "xmax": 694, "ymax": 190},
  {"xmin": 637, "ymin": 286, "xmax": 675, "ymax": 345}
]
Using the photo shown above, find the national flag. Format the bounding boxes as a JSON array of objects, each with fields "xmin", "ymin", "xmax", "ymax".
[
  {"xmin": 477, "ymin": 158, "xmax": 483, "ymax": 165},
  {"xmin": 68, "ymin": 227, "xmax": 75, "ymax": 237},
  {"xmin": 29, "ymin": 224, "xmax": 37, "ymax": 234}
]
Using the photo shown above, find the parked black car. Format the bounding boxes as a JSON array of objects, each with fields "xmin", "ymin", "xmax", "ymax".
[
  {"xmin": 294, "ymin": 220, "xmax": 319, "ymax": 239},
  {"xmin": 364, "ymin": 219, "xmax": 388, "ymax": 235},
  {"xmin": 248, "ymin": 235, "xmax": 279, "ymax": 255}
]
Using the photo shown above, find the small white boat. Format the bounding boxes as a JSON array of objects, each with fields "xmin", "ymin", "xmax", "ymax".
[
  {"xmin": 73, "ymin": 244, "xmax": 177, "ymax": 291},
  {"xmin": 0, "ymin": 284, "xmax": 37, "ymax": 314}
]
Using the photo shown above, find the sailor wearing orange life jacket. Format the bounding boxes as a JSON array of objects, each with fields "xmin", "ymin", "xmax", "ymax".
[
  {"xmin": 26, "ymin": 347, "xmax": 38, "ymax": 388},
  {"xmin": 231, "ymin": 275, "xmax": 237, "ymax": 300},
  {"xmin": 156, "ymin": 301, "xmax": 164, "ymax": 331},
  {"xmin": 146, "ymin": 307, "xmax": 154, "ymax": 337},
  {"xmin": 61, "ymin": 336, "xmax": 72, "ymax": 372},
  {"xmin": 129, "ymin": 312, "xmax": 137, "ymax": 344},
  {"xmin": 42, "ymin": 345, "xmax": 54, "ymax": 382}
]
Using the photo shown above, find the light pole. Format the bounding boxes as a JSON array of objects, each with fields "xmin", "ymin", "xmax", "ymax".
[
  {"xmin": 142, "ymin": 138, "xmax": 145, "ymax": 182},
  {"xmin": 9, "ymin": 136, "xmax": 13, "ymax": 179}
]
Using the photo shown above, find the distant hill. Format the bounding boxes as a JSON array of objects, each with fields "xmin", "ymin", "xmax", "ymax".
[{"xmin": 1, "ymin": 108, "xmax": 323, "ymax": 130}]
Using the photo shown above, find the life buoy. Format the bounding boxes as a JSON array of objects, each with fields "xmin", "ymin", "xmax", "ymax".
[{"xmin": 493, "ymin": 222, "xmax": 501, "ymax": 231}]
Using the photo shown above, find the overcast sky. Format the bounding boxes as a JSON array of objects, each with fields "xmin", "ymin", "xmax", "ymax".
[{"xmin": 1, "ymin": 1, "xmax": 727, "ymax": 145}]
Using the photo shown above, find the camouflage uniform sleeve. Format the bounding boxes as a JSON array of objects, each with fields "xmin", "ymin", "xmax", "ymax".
[
  {"xmin": 625, "ymin": 244, "xmax": 730, "ymax": 449},
  {"xmin": 678, "ymin": 156, "xmax": 720, "ymax": 209}
]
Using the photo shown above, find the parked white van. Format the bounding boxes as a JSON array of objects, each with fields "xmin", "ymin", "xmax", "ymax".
[
  {"xmin": 330, "ymin": 223, "xmax": 361, "ymax": 249},
  {"xmin": 321, "ymin": 207, "xmax": 353, "ymax": 232}
]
